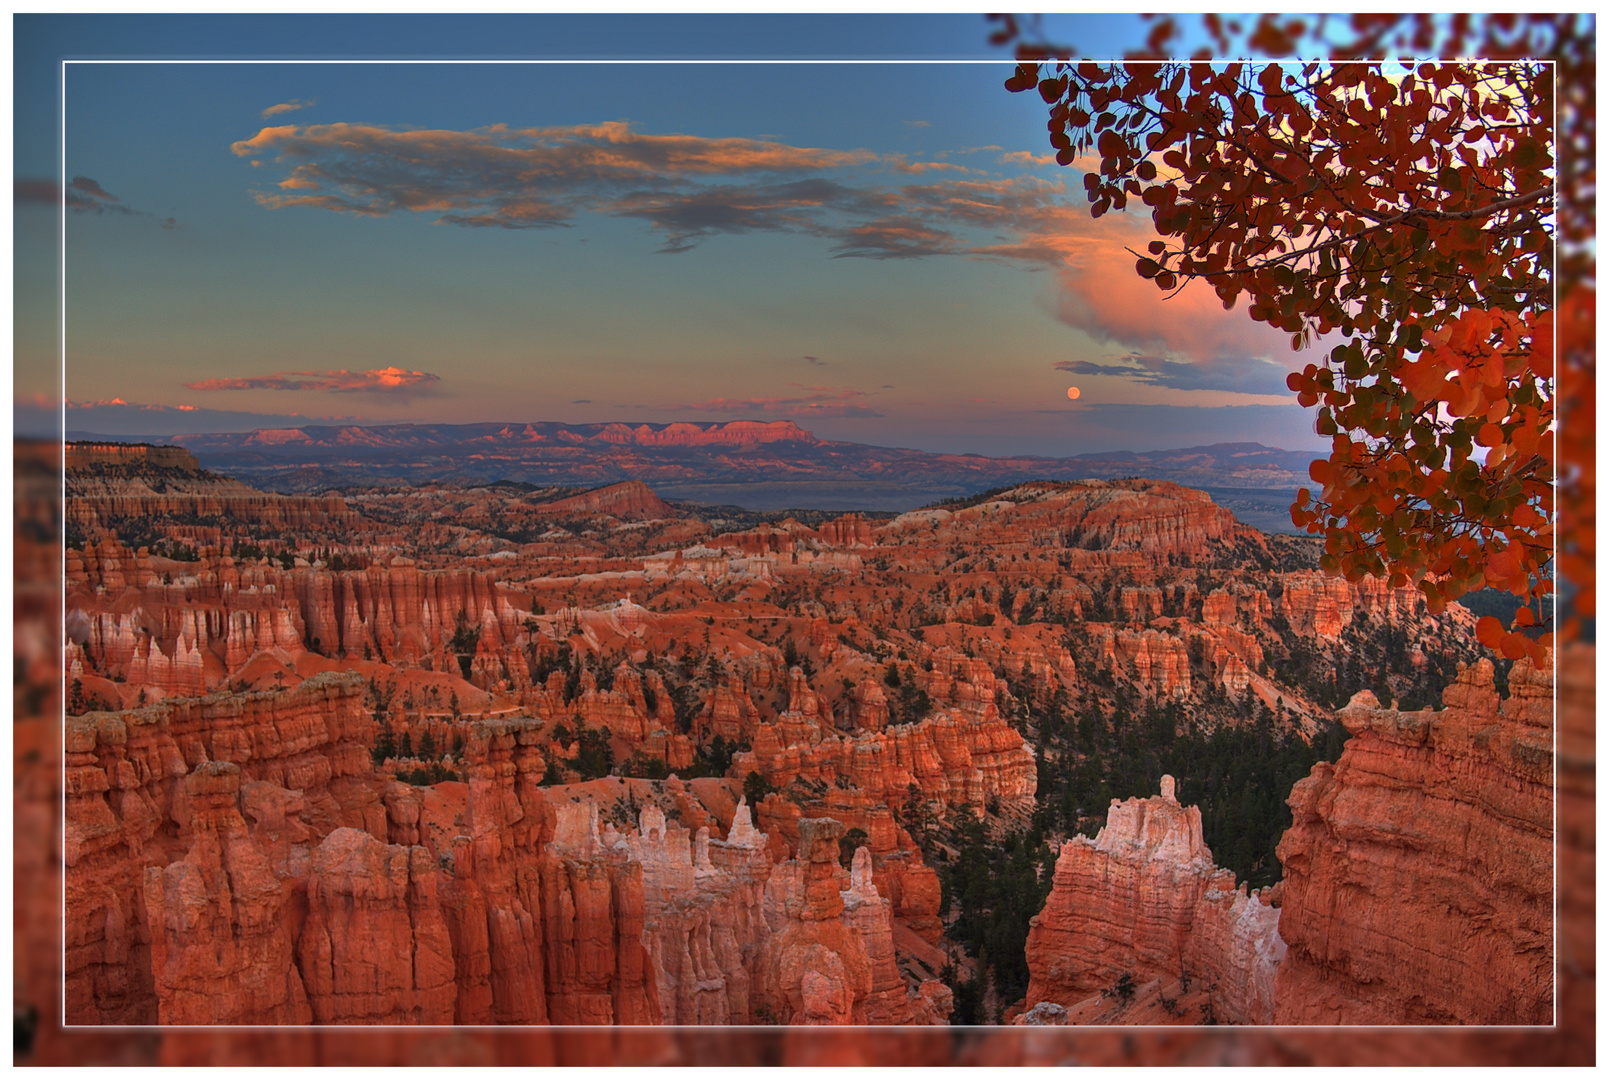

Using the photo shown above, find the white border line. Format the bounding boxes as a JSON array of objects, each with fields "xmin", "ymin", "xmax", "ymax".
[{"xmin": 56, "ymin": 52, "xmax": 1567, "ymax": 1036}]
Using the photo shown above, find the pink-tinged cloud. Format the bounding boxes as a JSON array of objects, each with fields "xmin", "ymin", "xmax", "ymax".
[
  {"xmin": 184, "ymin": 366, "xmax": 442, "ymax": 394},
  {"xmin": 670, "ymin": 386, "xmax": 882, "ymax": 418},
  {"xmin": 1035, "ymin": 210, "xmax": 1297, "ymax": 367},
  {"xmin": 261, "ymin": 99, "xmax": 314, "ymax": 119}
]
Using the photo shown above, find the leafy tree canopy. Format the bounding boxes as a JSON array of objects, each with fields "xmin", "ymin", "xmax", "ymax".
[{"xmin": 991, "ymin": 13, "xmax": 1594, "ymax": 661}]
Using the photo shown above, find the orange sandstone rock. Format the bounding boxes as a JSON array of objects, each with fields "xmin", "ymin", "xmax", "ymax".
[
  {"xmin": 1272, "ymin": 656, "xmax": 1554, "ymax": 1024},
  {"xmin": 1023, "ymin": 776, "xmax": 1283, "ymax": 1025}
]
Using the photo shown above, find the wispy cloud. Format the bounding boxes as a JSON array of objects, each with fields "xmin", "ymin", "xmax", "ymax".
[
  {"xmin": 64, "ymin": 175, "xmax": 134, "ymax": 214},
  {"xmin": 1000, "ymin": 150, "xmax": 1057, "ymax": 168},
  {"xmin": 668, "ymin": 385, "xmax": 882, "ymax": 418},
  {"xmin": 262, "ymin": 99, "xmax": 314, "ymax": 119},
  {"xmin": 230, "ymin": 119, "xmax": 1094, "ymax": 263},
  {"xmin": 1054, "ymin": 354, "xmax": 1293, "ymax": 396},
  {"xmin": 19, "ymin": 175, "xmax": 181, "ymax": 229},
  {"xmin": 184, "ymin": 366, "xmax": 441, "ymax": 394}
]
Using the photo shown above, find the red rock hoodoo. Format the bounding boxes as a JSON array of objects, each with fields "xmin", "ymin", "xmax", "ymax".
[{"xmin": 1022, "ymin": 776, "xmax": 1283, "ymax": 1025}]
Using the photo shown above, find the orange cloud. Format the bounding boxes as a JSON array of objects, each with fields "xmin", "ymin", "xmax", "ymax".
[
  {"xmin": 184, "ymin": 366, "xmax": 441, "ymax": 394},
  {"xmin": 229, "ymin": 119, "xmax": 1065, "ymax": 254},
  {"xmin": 261, "ymin": 99, "xmax": 315, "ymax": 119}
]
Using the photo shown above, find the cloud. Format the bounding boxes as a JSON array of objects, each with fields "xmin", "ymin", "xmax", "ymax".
[
  {"xmin": 607, "ymin": 177, "xmax": 870, "ymax": 252},
  {"xmin": 62, "ymin": 176, "xmax": 146, "ymax": 215},
  {"xmin": 669, "ymin": 385, "xmax": 882, "ymax": 418},
  {"xmin": 801, "ymin": 356, "xmax": 826, "ymax": 366},
  {"xmin": 903, "ymin": 120, "xmax": 931, "ymax": 128},
  {"xmin": 231, "ymin": 118, "xmax": 1099, "ymax": 262},
  {"xmin": 1054, "ymin": 354, "xmax": 1294, "ymax": 396},
  {"xmin": 1000, "ymin": 150, "xmax": 1057, "ymax": 167},
  {"xmin": 232, "ymin": 120, "xmax": 879, "ymax": 220},
  {"xmin": 571, "ymin": 398, "xmax": 592, "ymax": 403},
  {"xmin": 18, "ymin": 176, "xmax": 181, "ymax": 229},
  {"xmin": 831, "ymin": 215, "xmax": 960, "ymax": 260},
  {"xmin": 262, "ymin": 99, "xmax": 314, "ymax": 119},
  {"xmin": 1042, "ymin": 213, "xmax": 1298, "ymax": 363},
  {"xmin": 184, "ymin": 366, "xmax": 441, "ymax": 394},
  {"xmin": 889, "ymin": 158, "xmax": 970, "ymax": 175},
  {"xmin": 226, "ymin": 115, "xmax": 1312, "ymax": 373}
]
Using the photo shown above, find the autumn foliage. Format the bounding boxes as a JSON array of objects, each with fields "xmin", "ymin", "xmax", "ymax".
[{"xmin": 991, "ymin": 13, "xmax": 1591, "ymax": 663}]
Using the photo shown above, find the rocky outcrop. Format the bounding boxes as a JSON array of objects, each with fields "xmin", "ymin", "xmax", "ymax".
[
  {"xmin": 736, "ymin": 704, "xmax": 1036, "ymax": 813},
  {"xmin": 539, "ymin": 806, "xmax": 662, "ymax": 1025},
  {"xmin": 67, "ymin": 441, "xmax": 204, "ymax": 471},
  {"xmin": 1279, "ymin": 573, "xmax": 1356, "ymax": 638},
  {"xmin": 588, "ymin": 420, "xmax": 820, "ymax": 449},
  {"xmin": 143, "ymin": 762, "xmax": 312, "ymax": 1025},
  {"xmin": 66, "ymin": 542, "xmax": 530, "ymax": 698},
  {"xmin": 63, "ymin": 673, "xmax": 382, "ymax": 1024},
  {"xmin": 1272, "ymin": 655, "xmax": 1554, "ymax": 1024},
  {"xmin": 1023, "ymin": 776, "xmax": 1283, "ymax": 1025},
  {"xmin": 66, "ymin": 446, "xmax": 359, "ymax": 534},
  {"xmin": 1120, "ymin": 585, "xmax": 1164, "ymax": 622},
  {"xmin": 1099, "ymin": 628, "xmax": 1191, "ymax": 698},
  {"xmin": 536, "ymin": 481, "xmax": 677, "ymax": 521},
  {"xmin": 754, "ymin": 790, "xmax": 942, "ymax": 945},
  {"xmin": 815, "ymin": 513, "xmax": 875, "ymax": 548},
  {"xmin": 839, "ymin": 847, "xmax": 952, "ymax": 1025},
  {"xmin": 757, "ymin": 817, "xmax": 872, "ymax": 1023},
  {"xmin": 1278, "ymin": 572, "xmax": 1426, "ymax": 640}
]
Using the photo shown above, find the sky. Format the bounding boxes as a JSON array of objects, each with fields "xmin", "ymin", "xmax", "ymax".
[{"xmin": 17, "ymin": 14, "xmax": 1330, "ymax": 458}]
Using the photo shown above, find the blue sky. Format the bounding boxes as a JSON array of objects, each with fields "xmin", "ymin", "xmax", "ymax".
[{"xmin": 18, "ymin": 14, "xmax": 1328, "ymax": 457}]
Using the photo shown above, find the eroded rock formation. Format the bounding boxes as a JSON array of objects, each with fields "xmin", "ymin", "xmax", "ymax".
[
  {"xmin": 1272, "ymin": 656, "xmax": 1554, "ymax": 1024},
  {"xmin": 1023, "ymin": 776, "xmax": 1284, "ymax": 1025}
]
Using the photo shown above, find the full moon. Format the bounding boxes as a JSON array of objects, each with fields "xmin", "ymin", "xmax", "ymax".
[{"xmin": 1066, "ymin": 386, "xmax": 1081, "ymax": 400}]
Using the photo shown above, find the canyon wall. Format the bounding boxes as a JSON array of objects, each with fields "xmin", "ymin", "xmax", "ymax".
[
  {"xmin": 1272, "ymin": 655, "xmax": 1554, "ymax": 1024},
  {"xmin": 67, "ymin": 686, "xmax": 657, "ymax": 1025},
  {"xmin": 66, "ymin": 542, "xmax": 529, "ymax": 701},
  {"xmin": 65, "ymin": 681, "xmax": 947, "ymax": 1027},
  {"xmin": 735, "ymin": 704, "xmax": 1036, "ymax": 814},
  {"xmin": 1023, "ymin": 650, "xmax": 1558, "ymax": 1029}
]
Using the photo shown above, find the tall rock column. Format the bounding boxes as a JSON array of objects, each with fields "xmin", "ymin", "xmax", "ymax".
[
  {"xmin": 758, "ymin": 817, "xmax": 873, "ymax": 1024},
  {"xmin": 539, "ymin": 801, "xmax": 662, "ymax": 1025}
]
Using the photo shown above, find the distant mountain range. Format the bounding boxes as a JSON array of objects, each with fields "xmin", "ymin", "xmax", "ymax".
[{"xmin": 65, "ymin": 420, "xmax": 1321, "ymax": 531}]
